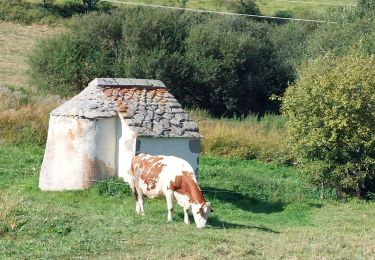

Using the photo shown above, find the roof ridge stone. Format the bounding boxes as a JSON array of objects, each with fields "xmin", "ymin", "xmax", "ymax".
[{"xmin": 89, "ymin": 78, "xmax": 166, "ymax": 88}]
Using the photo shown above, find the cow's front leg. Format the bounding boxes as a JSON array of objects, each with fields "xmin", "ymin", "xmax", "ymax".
[
  {"xmin": 165, "ymin": 190, "xmax": 174, "ymax": 222},
  {"xmin": 183, "ymin": 207, "xmax": 190, "ymax": 224}
]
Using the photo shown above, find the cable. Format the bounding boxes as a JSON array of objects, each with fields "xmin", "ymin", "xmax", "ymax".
[
  {"xmin": 272, "ymin": 0, "xmax": 354, "ymax": 6},
  {"xmin": 103, "ymin": 0, "xmax": 337, "ymax": 23}
]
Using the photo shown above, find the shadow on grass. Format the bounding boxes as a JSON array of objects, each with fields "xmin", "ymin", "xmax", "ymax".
[
  {"xmin": 208, "ymin": 216, "xmax": 279, "ymax": 233},
  {"xmin": 202, "ymin": 186, "xmax": 285, "ymax": 214}
]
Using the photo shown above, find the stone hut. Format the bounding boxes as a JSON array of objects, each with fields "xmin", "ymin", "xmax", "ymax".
[{"xmin": 39, "ymin": 78, "xmax": 201, "ymax": 191}]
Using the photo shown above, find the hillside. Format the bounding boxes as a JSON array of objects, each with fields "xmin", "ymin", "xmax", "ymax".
[
  {"xmin": 107, "ymin": 0, "xmax": 353, "ymax": 17},
  {"xmin": 0, "ymin": 22, "xmax": 57, "ymax": 91}
]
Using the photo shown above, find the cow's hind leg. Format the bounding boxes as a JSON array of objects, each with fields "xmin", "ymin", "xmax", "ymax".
[
  {"xmin": 135, "ymin": 187, "xmax": 144, "ymax": 215},
  {"xmin": 132, "ymin": 186, "xmax": 140, "ymax": 213},
  {"xmin": 165, "ymin": 190, "xmax": 174, "ymax": 222}
]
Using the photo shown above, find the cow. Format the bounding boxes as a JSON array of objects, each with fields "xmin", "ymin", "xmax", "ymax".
[{"xmin": 128, "ymin": 153, "xmax": 212, "ymax": 229}]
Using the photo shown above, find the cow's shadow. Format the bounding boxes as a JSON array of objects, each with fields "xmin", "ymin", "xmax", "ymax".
[
  {"xmin": 201, "ymin": 186, "xmax": 285, "ymax": 214},
  {"xmin": 175, "ymin": 213, "xmax": 279, "ymax": 232},
  {"xmin": 207, "ymin": 216, "xmax": 279, "ymax": 233}
]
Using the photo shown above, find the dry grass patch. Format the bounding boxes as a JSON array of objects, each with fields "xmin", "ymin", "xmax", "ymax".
[
  {"xmin": 0, "ymin": 22, "xmax": 63, "ymax": 145},
  {"xmin": 0, "ymin": 86, "xmax": 63, "ymax": 145},
  {"xmin": 191, "ymin": 110, "xmax": 291, "ymax": 163},
  {"xmin": 0, "ymin": 22, "xmax": 59, "ymax": 90}
]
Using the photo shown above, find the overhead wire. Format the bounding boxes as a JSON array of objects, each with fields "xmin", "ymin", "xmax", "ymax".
[{"xmin": 103, "ymin": 0, "xmax": 340, "ymax": 23}]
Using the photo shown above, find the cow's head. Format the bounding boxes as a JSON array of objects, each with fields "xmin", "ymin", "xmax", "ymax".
[{"xmin": 192, "ymin": 202, "xmax": 213, "ymax": 229}]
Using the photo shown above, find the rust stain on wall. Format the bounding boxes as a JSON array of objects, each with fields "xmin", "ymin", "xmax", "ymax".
[
  {"xmin": 82, "ymin": 154, "xmax": 115, "ymax": 189},
  {"xmin": 64, "ymin": 129, "xmax": 77, "ymax": 153},
  {"xmin": 76, "ymin": 120, "xmax": 84, "ymax": 137}
]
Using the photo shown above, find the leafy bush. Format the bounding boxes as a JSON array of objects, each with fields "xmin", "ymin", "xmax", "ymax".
[
  {"xmin": 282, "ymin": 54, "xmax": 375, "ymax": 197},
  {"xmin": 232, "ymin": 0, "xmax": 261, "ymax": 15},
  {"xmin": 30, "ymin": 9, "xmax": 299, "ymax": 116}
]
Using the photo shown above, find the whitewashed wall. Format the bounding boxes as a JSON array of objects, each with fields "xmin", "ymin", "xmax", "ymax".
[
  {"xmin": 116, "ymin": 115, "xmax": 137, "ymax": 183},
  {"xmin": 137, "ymin": 137, "xmax": 200, "ymax": 175},
  {"xmin": 39, "ymin": 116, "xmax": 117, "ymax": 190}
]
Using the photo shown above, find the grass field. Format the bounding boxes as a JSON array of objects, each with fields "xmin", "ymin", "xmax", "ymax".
[
  {"xmin": 1, "ymin": 144, "xmax": 375, "ymax": 258},
  {"xmin": 24, "ymin": 0, "xmax": 355, "ymax": 17},
  {"xmin": 106, "ymin": 0, "xmax": 354, "ymax": 17}
]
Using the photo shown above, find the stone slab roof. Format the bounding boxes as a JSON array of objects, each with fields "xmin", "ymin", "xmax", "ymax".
[{"xmin": 51, "ymin": 78, "xmax": 200, "ymax": 138}]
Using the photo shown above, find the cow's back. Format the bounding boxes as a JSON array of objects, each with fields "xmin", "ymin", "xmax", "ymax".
[{"xmin": 130, "ymin": 154, "xmax": 196, "ymax": 198}]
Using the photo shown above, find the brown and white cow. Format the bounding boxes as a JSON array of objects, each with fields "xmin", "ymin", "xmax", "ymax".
[{"xmin": 128, "ymin": 153, "xmax": 212, "ymax": 229}]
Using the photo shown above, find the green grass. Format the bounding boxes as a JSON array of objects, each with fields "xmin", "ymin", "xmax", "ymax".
[
  {"xmin": 257, "ymin": 0, "xmax": 354, "ymax": 16},
  {"xmin": 108, "ymin": 0, "xmax": 354, "ymax": 17},
  {"xmin": 1, "ymin": 144, "xmax": 375, "ymax": 258},
  {"xmin": 25, "ymin": 0, "xmax": 354, "ymax": 18}
]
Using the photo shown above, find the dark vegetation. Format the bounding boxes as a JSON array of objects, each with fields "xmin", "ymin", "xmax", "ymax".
[
  {"xmin": 29, "ymin": 7, "xmax": 313, "ymax": 116},
  {"xmin": 0, "ymin": 0, "xmax": 113, "ymax": 25},
  {"xmin": 232, "ymin": 0, "xmax": 261, "ymax": 15}
]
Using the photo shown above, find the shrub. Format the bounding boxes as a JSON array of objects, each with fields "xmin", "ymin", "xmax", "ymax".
[
  {"xmin": 232, "ymin": 0, "xmax": 261, "ymax": 15},
  {"xmin": 282, "ymin": 53, "xmax": 375, "ymax": 197}
]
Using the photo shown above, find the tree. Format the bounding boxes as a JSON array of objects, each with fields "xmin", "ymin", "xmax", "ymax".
[{"xmin": 233, "ymin": 0, "xmax": 261, "ymax": 15}]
